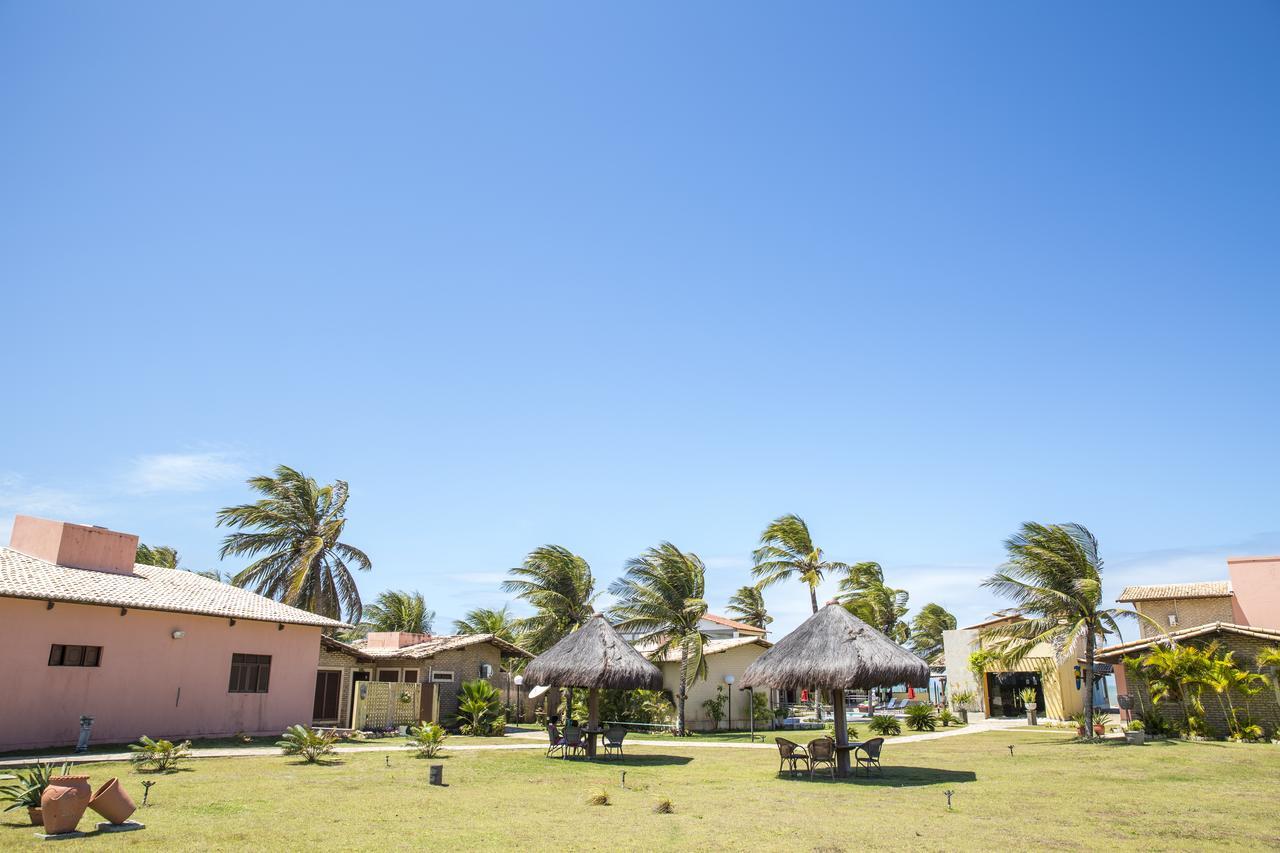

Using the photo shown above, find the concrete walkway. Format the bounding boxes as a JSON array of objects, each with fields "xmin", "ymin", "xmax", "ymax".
[{"xmin": 0, "ymin": 717, "xmax": 1050, "ymax": 767}]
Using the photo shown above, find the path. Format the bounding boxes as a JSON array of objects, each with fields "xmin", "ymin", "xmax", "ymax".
[{"xmin": 0, "ymin": 717, "xmax": 1049, "ymax": 767}]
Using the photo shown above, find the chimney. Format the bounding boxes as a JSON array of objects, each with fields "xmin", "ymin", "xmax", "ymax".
[
  {"xmin": 1227, "ymin": 556, "xmax": 1280, "ymax": 630},
  {"xmin": 365, "ymin": 632, "xmax": 430, "ymax": 650},
  {"xmin": 9, "ymin": 515, "xmax": 140, "ymax": 575}
]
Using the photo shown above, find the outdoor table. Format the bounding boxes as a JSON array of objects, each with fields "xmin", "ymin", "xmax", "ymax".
[
  {"xmin": 834, "ymin": 742, "xmax": 864, "ymax": 778},
  {"xmin": 582, "ymin": 727, "xmax": 605, "ymax": 758}
]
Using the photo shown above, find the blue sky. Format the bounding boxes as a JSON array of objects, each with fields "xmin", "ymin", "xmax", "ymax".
[{"xmin": 2, "ymin": 2, "xmax": 1278, "ymax": 637}]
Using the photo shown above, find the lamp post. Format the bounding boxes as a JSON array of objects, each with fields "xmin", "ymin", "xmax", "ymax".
[
  {"xmin": 514, "ymin": 674, "xmax": 524, "ymax": 724},
  {"xmin": 724, "ymin": 674, "xmax": 735, "ymax": 730}
]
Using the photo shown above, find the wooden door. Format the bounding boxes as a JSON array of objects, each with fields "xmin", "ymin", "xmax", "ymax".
[{"xmin": 313, "ymin": 671, "xmax": 342, "ymax": 722}]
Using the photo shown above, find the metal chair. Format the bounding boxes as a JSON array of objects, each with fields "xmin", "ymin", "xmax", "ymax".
[
  {"xmin": 806, "ymin": 737, "xmax": 837, "ymax": 780},
  {"xmin": 854, "ymin": 737, "xmax": 884, "ymax": 777},
  {"xmin": 774, "ymin": 737, "xmax": 808, "ymax": 777},
  {"xmin": 602, "ymin": 726, "xmax": 627, "ymax": 758}
]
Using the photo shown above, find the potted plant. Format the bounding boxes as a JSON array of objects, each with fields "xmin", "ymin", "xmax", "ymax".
[
  {"xmin": 1093, "ymin": 713, "xmax": 1112, "ymax": 737},
  {"xmin": 1070, "ymin": 711, "xmax": 1088, "ymax": 737},
  {"xmin": 950, "ymin": 689, "xmax": 978, "ymax": 725},
  {"xmin": 1017, "ymin": 687, "xmax": 1039, "ymax": 726},
  {"xmin": 0, "ymin": 762, "xmax": 73, "ymax": 826},
  {"xmin": 1125, "ymin": 719, "xmax": 1145, "ymax": 745}
]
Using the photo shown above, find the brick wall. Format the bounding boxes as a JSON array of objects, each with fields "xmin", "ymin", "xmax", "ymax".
[
  {"xmin": 317, "ymin": 647, "xmax": 356, "ymax": 725},
  {"xmin": 1134, "ymin": 597, "xmax": 1234, "ymax": 638},
  {"xmin": 1121, "ymin": 634, "xmax": 1280, "ymax": 738},
  {"xmin": 419, "ymin": 643, "xmax": 502, "ymax": 723}
]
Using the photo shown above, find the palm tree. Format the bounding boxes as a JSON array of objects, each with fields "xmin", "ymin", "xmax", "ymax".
[
  {"xmin": 725, "ymin": 586, "xmax": 772, "ymax": 631},
  {"xmin": 838, "ymin": 562, "xmax": 910, "ymax": 643},
  {"xmin": 453, "ymin": 605, "xmax": 521, "ymax": 644},
  {"xmin": 1202, "ymin": 647, "xmax": 1268, "ymax": 735},
  {"xmin": 216, "ymin": 465, "xmax": 372, "ymax": 623},
  {"xmin": 1141, "ymin": 643, "xmax": 1212, "ymax": 733},
  {"xmin": 191, "ymin": 568, "xmax": 235, "ymax": 584},
  {"xmin": 609, "ymin": 542, "xmax": 709, "ymax": 736},
  {"xmin": 500, "ymin": 545, "xmax": 596, "ymax": 653},
  {"xmin": 752, "ymin": 514, "xmax": 851, "ymax": 615},
  {"xmin": 909, "ymin": 603, "xmax": 957, "ymax": 663},
  {"xmin": 135, "ymin": 544, "xmax": 181, "ymax": 568},
  {"xmin": 981, "ymin": 522, "xmax": 1142, "ymax": 736},
  {"xmin": 362, "ymin": 590, "xmax": 434, "ymax": 634}
]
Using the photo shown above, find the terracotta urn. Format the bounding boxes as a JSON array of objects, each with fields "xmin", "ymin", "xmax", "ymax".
[
  {"xmin": 49, "ymin": 775, "xmax": 92, "ymax": 802},
  {"xmin": 88, "ymin": 777, "xmax": 137, "ymax": 825},
  {"xmin": 40, "ymin": 784, "xmax": 88, "ymax": 836},
  {"xmin": 27, "ymin": 807, "xmax": 42, "ymax": 826}
]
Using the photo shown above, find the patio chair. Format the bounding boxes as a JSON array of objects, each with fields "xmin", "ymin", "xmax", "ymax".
[
  {"xmin": 561, "ymin": 726, "xmax": 586, "ymax": 758},
  {"xmin": 774, "ymin": 737, "xmax": 808, "ymax": 777},
  {"xmin": 854, "ymin": 737, "xmax": 884, "ymax": 777},
  {"xmin": 806, "ymin": 737, "xmax": 836, "ymax": 780},
  {"xmin": 545, "ymin": 723, "xmax": 564, "ymax": 758},
  {"xmin": 602, "ymin": 726, "xmax": 627, "ymax": 758}
]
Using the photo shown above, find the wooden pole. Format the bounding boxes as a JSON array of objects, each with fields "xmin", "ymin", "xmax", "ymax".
[
  {"xmin": 832, "ymin": 687, "xmax": 850, "ymax": 778},
  {"xmin": 587, "ymin": 687, "xmax": 600, "ymax": 758}
]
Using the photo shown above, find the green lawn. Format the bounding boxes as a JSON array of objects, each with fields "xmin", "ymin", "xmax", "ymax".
[{"xmin": 4, "ymin": 731, "xmax": 1278, "ymax": 851}]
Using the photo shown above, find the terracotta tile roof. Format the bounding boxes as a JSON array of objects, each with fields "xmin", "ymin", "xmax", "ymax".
[
  {"xmin": 962, "ymin": 612, "xmax": 1022, "ymax": 631},
  {"xmin": 341, "ymin": 633, "xmax": 532, "ymax": 660},
  {"xmin": 645, "ymin": 636, "xmax": 772, "ymax": 662},
  {"xmin": 0, "ymin": 545, "xmax": 345, "ymax": 628},
  {"xmin": 702, "ymin": 613, "xmax": 767, "ymax": 634},
  {"xmin": 1116, "ymin": 581, "xmax": 1231, "ymax": 602},
  {"xmin": 1094, "ymin": 622, "xmax": 1280, "ymax": 660}
]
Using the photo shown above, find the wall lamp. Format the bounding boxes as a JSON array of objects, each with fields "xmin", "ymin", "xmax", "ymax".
[{"xmin": 172, "ymin": 630, "xmax": 186, "ymax": 639}]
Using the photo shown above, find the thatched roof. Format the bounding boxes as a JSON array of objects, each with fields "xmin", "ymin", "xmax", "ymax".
[
  {"xmin": 522, "ymin": 613, "xmax": 663, "ymax": 690},
  {"xmin": 740, "ymin": 602, "xmax": 930, "ymax": 690}
]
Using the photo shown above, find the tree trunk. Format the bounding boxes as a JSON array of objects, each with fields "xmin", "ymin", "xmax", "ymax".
[
  {"xmin": 677, "ymin": 650, "xmax": 689, "ymax": 736},
  {"xmin": 809, "ymin": 584, "xmax": 821, "ymax": 720},
  {"xmin": 1084, "ymin": 630, "xmax": 1096, "ymax": 737}
]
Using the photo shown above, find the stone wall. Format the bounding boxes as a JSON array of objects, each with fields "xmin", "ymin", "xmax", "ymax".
[
  {"xmin": 420, "ymin": 643, "xmax": 503, "ymax": 723},
  {"xmin": 1134, "ymin": 597, "xmax": 1234, "ymax": 638},
  {"xmin": 1121, "ymin": 635, "xmax": 1280, "ymax": 738}
]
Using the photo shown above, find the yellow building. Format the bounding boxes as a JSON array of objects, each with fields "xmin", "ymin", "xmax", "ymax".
[
  {"xmin": 651, "ymin": 636, "xmax": 772, "ymax": 731},
  {"xmin": 942, "ymin": 615, "xmax": 1109, "ymax": 721}
]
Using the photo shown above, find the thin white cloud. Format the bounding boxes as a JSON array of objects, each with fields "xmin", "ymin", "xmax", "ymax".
[
  {"xmin": 0, "ymin": 473, "xmax": 98, "ymax": 532},
  {"xmin": 125, "ymin": 452, "xmax": 246, "ymax": 494}
]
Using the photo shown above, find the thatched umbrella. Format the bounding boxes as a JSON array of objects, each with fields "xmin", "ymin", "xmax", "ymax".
[
  {"xmin": 523, "ymin": 613, "xmax": 663, "ymax": 756},
  {"xmin": 741, "ymin": 601, "xmax": 930, "ymax": 776}
]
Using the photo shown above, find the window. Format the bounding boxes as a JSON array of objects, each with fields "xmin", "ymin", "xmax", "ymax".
[
  {"xmin": 402, "ymin": 669, "xmax": 419, "ymax": 683},
  {"xmin": 48, "ymin": 644, "xmax": 102, "ymax": 667},
  {"xmin": 376, "ymin": 670, "xmax": 401, "ymax": 682},
  {"xmin": 430, "ymin": 670, "xmax": 454, "ymax": 683},
  {"xmin": 228, "ymin": 653, "xmax": 272, "ymax": 693}
]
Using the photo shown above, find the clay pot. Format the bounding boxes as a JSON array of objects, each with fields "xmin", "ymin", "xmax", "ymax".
[
  {"xmin": 88, "ymin": 777, "xmax": 136, "ymax": 824},
  {"xmin": 27, "ymin": 807, "xmax": 42, "ymax": 826},
  {"xmin": 40, "ymin": 784, "xmax": 87, "ymax": 836},
  {"xmin": 49, "ymin": 775, "xmax": 91, "ymax": 802}
]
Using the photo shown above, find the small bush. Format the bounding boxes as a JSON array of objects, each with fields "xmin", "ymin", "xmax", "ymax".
[
  {"xmin": 587, "ymin": 790, "xmax": 610, "ymax": 806},
  {"xmin": 409, "ymin": 721, "xmax": 447, "ymax": 757},
  {"xmin": 654, "ymin": 798, "xmax": 675, "ymax": 814},
  {"xmin": 130, "ymin": 736, "xmax": 192, "ymax": 772},
  {"xmin": 1127, "ymin": 720, "xmax": 1144, "ymax": 732},
  {"xmin": 277, "ymin": 724, "xmax": 337, "ymax": 763},
  {"xmin": 904, "ymin": 705, "xmax": 938, "ymax": 732},
  {"xmin": 869, "ymin": 715, "xmax": 902, "ymax": 736},
  {"xmin": 937, "ymin": 708, "xmax": 960, "ymax": 727},
  {"xmin": 455, "ymin": 679, "xmax": 504, "ymax": 736}
]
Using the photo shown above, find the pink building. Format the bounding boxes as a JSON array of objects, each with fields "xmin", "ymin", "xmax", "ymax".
[{"xmin": 0, "ymin": 516, "xmax": 343, "ymax": 752}]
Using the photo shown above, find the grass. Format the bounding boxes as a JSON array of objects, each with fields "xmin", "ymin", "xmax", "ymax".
[{"xmin": 3, "ymin": 731, "xmax": 1278, "ymax": 850}]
